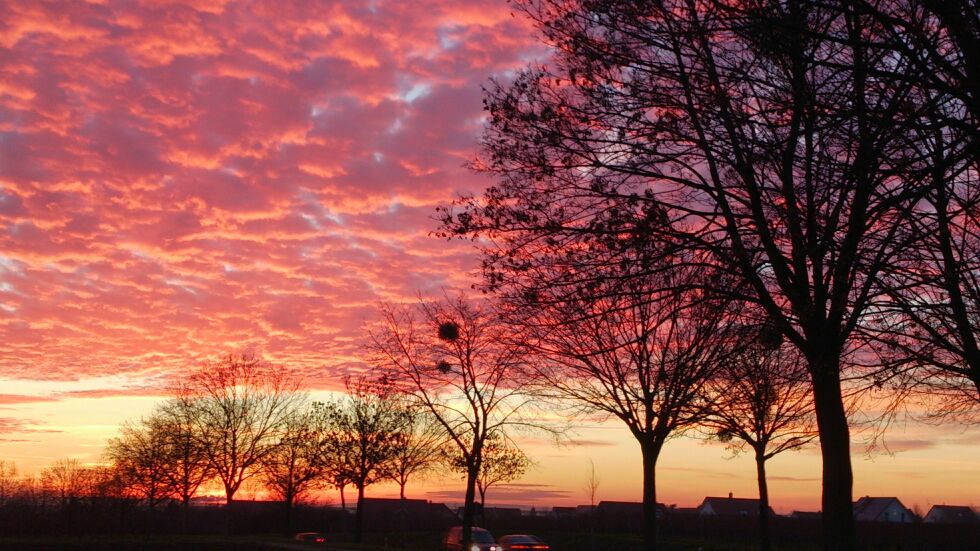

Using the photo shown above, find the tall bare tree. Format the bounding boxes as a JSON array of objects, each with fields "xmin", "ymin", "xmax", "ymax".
[
  {"xmin": 318, "ymin": 377, "xmax": 406, "ymax": 543},
  {"xmin": 186, "ymin": 353, "xmax": 301, "ymax": 505},
  {"xmin": 703, "ymin": 337, "xmax": 817, "ymax": 551},
  {"xmin": 440, "ymin": 2, "xmax": 941, "ymax": 549},
  {"xmin": 370, "ymin": 296, "xmax": 539, "ymax": 551}
]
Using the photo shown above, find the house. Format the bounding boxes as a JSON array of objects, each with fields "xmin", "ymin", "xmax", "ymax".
[
  {"xmin": 923, "ymin": 505, "xmax": 978, "ymax": 524},
  {"xmin": 852, "ymin": 496, "xmax": 916, "ymax": 523},
  {"xmin": 697, "ymin": 494, "xmax": 775, "ymax": 518}
]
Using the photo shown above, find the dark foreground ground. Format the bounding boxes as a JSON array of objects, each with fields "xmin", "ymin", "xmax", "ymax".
[{"xmin": 0, "ymin": 532, "xmax": 815, "ymax": 551}]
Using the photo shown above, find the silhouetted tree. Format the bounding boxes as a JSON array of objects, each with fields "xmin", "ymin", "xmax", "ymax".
[
  {"xmin": 259, "ymin": 402, "xmax": 330, "ymax": 530},
  {"xmin": 472, "ymin": 432, "xmax": 530, "ymax": 510},
  {"xmin": 41, "ymin": 458, "xmax": 93, "ymax": 507},
  {"xmin": 441, "ymin": 2, "xmax": 942, "ymax": 549},
  {"xmin": 389, "ymin": 407, "xmax": 445, "ymax": 501},
  {"xmin": 155, "ymin": 396, "xmax": 213, "ymax": 532},
  {"xmin": 388, "ymin": 406, "xmax": 445, "ymax": 542},
  {"xmin": 106, "ymin": 417, "xmax": 175, "ymax": 509},
  {"xmin": 186, "ymin": 353, "xmax": 302, "ymax": 506},
  {"xmin": 503, "ymin": 260, "xmax": 740, "ymax": 551},
  {"xmin": 371, "ymin": 296, "xmax": 539, "ymax": 551},
  {"xmin": 318, "ymin": 377, "xmax": 406, "ymax": 543},
  {"xmin": 0, "ymin": 460, "xmax": 16, "ymax": 508},
  {"xmin": 703, "ymin": 336, "xmax": 817, "ymax": 551}
]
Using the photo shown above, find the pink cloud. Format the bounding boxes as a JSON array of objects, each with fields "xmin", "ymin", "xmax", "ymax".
[{"xmin": 0, "ymin": 0, "xmax": 539, "ymax": 388}]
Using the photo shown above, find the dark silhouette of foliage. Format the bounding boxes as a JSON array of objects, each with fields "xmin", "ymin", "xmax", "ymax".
[
  {"xmin": 317, "ymin": 376, "xmax": 406, "ymax": 542},
  {"xmin": 437, "ymin": 2, "xmax": 968, "ymax": 549},
  {"xmin": 185, "ymin": 353, "xmax": 302, "ymax": 505},
  {"xmin": 370, "ymin": 295, "xmax": 542, "ymax": 551},
  {"xmin": 703, "ymin": 335, "xmax": 818, "ymax": 551}
]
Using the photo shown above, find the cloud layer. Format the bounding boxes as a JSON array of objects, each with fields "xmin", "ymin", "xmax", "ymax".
[{"xmin": 0, "ymin": 0, "xmax": 540, "ymax": 388}]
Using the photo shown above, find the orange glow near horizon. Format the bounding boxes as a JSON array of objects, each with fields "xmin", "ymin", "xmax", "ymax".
[{"xmin": 0, "ymin": 0, "xmax": 977, "ymax": 517}]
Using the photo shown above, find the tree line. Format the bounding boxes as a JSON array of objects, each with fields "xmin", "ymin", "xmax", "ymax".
[{"xmin": 0, "ymin": 351, "xmax": 530, "ymax": 540}]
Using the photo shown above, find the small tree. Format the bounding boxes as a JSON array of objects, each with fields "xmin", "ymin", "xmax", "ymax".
[
  {"xmin": 105, "ymin": 417, "xmax": 176, "ymax": 509},
  {"xmin": 259, "ymin": 403, "xmax": 330, "ymax": 530},
  {"xmin": 41, "ymin": 458, "xmax": 93, "ymax": 507},
  {"xmin": 0, "ymin": 460, "xmax": 17, "ymax": 508},
  {"xmin": 585, "ymin": 460, "xmax": 600, "ymax": 551},
  {"xmin": 703, "ymin": 337, "xmax": 818, "ymax": 551},
  {"xmin": 319, "ymin": 377, "xmax": 406, "ymax": 543},
  {"xmin": 472, "ymin": 432, "xmax": 530, "ymax": 510},
  {"xmin": 388, "ymin": 406, "xmax": 445, "ymax": 542},
  {"xmin": 156, "ymin": 396, "xmax": 213, "ymax": 532}
]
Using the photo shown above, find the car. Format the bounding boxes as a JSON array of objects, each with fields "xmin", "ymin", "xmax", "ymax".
[
  {"xmin": 496, "ymin": 534, "xmax": 550, "ymax": 551},
  {"xmin": 294, "ymin": 531, "xmax": 327, "ymax": 544},
  {"xmin": 443, "ymin": 526, "xmax": 498, "ymax": 551}
]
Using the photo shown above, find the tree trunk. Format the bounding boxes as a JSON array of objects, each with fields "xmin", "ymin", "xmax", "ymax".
[
  {"xmin": 755, "ymin": 451, "xmax": 771, "ymax": 551},
  {"xmin": 400, "ymin": 482, "xmax": 407, "ymax": 548},
  {"xmin": 355, "ymin": 483, "xmax": 366, "ymax": 543},
  {"xmin": 181, "ymin": 497, "xmax": 190, "ymax": 534},
  {"xmin": 639, "ymin": 438, "xmax": 663, "ymax": 551},
  {"xmin": 810, "ymin": 354, "xmax": 856, "ymax": 551},
  {"xmin": 461, "ymin": 460, "xmax": 480, "ymax": 551},
  {"xmin": 285, "ymin": 492, "xmax": 295, "ymax": 534},
  {"xmin": 225, "ymin": 486, "xmax": 236, "ymax": 534}
]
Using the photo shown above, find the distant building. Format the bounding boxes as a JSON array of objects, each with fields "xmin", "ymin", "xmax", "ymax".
[
  {"xmin": 596, "ymin": 500, "xmax": 667, "ymax": 518},
  {"xmin": 853, "ymin": 497, "xmax": 916, "ymax": 523},
  {"xmin": 361, "ymin": 497, "xmax": 457, "ymax": 528},
  {"xmin": 550, "ymin": 506, "xmax": 577, "ymax": 519},
  {"xmin": 923, "ymin": 505, "xmax": 978, "ymax": 524},
  {"xmin": 789, "ymin": 511, "xmax": 822, "ymax": 520},
  {"xmin": 697, "ymin": 494, "xmax": 775, "ymax": 518}
]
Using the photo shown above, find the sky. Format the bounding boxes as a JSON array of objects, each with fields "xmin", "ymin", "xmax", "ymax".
[{"xmin": 0, "ymin": 0, "xmax": 977, "ymax": 514}]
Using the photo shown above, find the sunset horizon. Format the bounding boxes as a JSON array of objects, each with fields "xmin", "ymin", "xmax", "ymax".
[{"xmin": 1, "ymin": 2, "xmax": 978, "ymax": 550}]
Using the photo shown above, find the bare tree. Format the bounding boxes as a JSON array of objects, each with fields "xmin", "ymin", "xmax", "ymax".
[
  {"xmin": 585, "ymin": 459, "xmax": 600, "ymax": 551},
  {"xmin": 504, "ymin": 261, "xmax": 740, "ymax": 551},
  {"xmin": 370, "ymin": 296, "xmax": 539, "ymax": 551},
  {"xmin": 105, "ymin": 417, "xmax": 175, "ymax": 509},
  {"xmin": 155, "ymin": 396, "xmax": 213, "ymax": 532},
  {"xmin": 474, "ymin": 432, "xmax": 530, "ymax": 510},
  {"xmin": 388, "ymin": 406, "xmax": 445, "ymax": 542},
  {"xmin": 703, "ymin": 337, "xmax": 818, "ymax": 551},
  {"xmin": 440, "ymin": 2, "xmax": 941, "ymax": 549},
  {"xmin": 318, "ymin": 377, "xmax": 406, "ymax": 543},
  {"xmin": 0, "ymin": 460, "xmax": 16, "ymax": 508},
  {"xmin": 388, "ymin": 407, "xmax": 445, "ymax": 501},
  {"xmin": 259, "ymin": 402, "xmax": 330, "ymax": 530},
  {"xmin": 41, "ymin": 458, "xmax": 94, "ymax": 506},
  {"xmin": 186, "ymin": 353, "xmax": 302, "ymax": 505}
]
